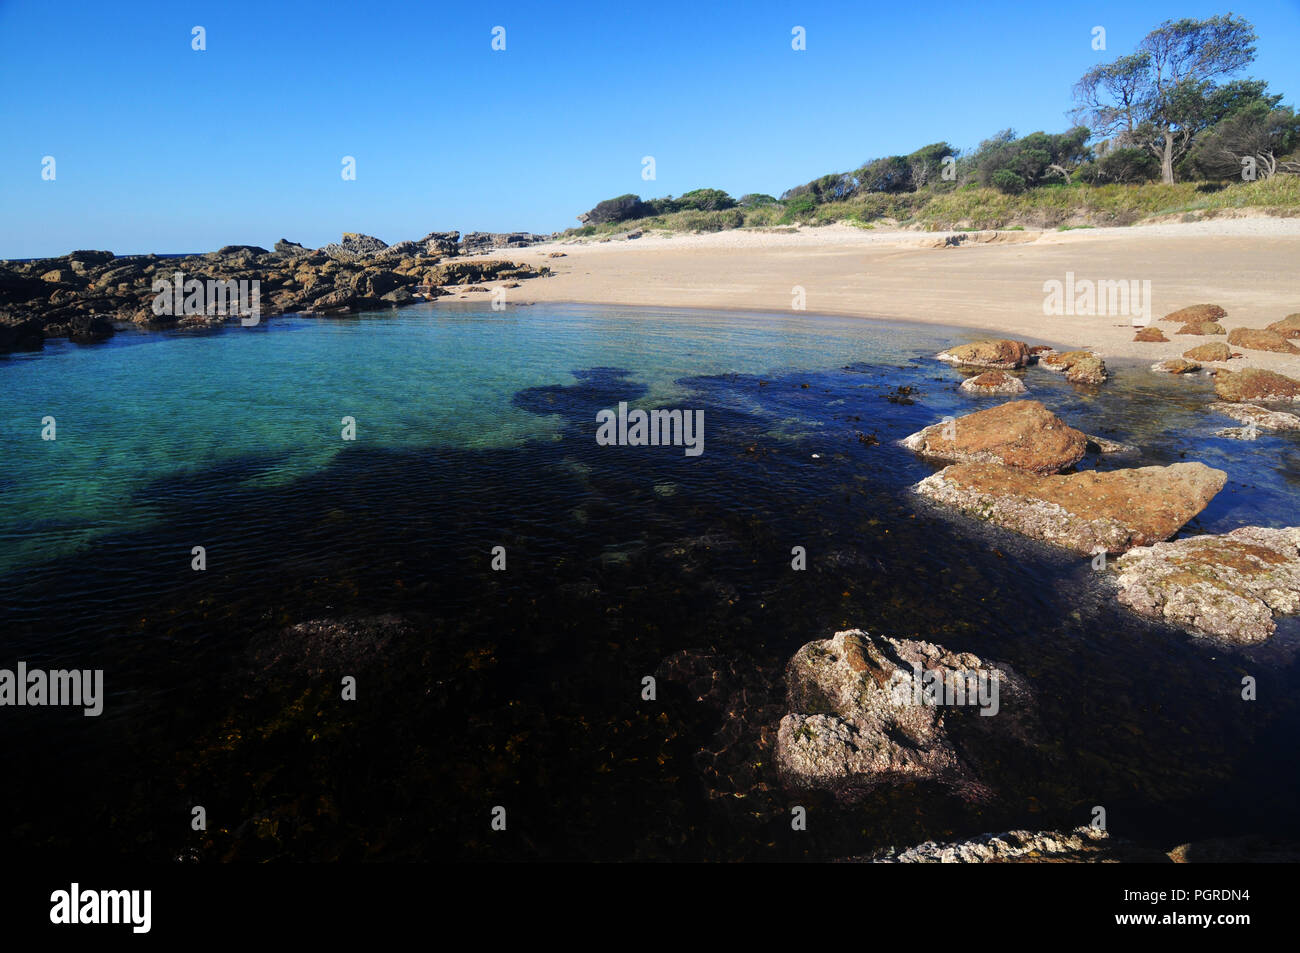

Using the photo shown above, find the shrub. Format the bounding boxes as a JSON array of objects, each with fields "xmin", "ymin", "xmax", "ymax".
[{"xmin": 579, "ymin": 194, "xmax": 649, "ymax": 225}]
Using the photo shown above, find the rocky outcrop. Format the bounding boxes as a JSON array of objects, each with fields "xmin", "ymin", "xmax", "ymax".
[
  {"xmin": 460, "ymin": 232, "xmax": 552, "ymax": 255},
  {"xmin": 1183, "ymin": 342, "xmax": 1232, "ymax": 362},
  {"xmin": 1041, "ymin": 349, "xmax": 1107, "ymax": 384},
  {"xmin": 914, "ymin": 461, "xmax": 1227, "ymax": 555},
  {"xmin": 1267, "ymin": 313, "xmax": 1300, "ymax": 339},
  {"xmin": 1162, "ymin": 304, "xmax": 1227, "ymax": 324},
  {"xmin": 1227, "ymin": 327, "xmax": 1300, "ymax": 354},
  {"xmin": 958, "ymin": 370, "xmax": 1028, "ymax": 395},
  {"xmin": 0, "ymin": 314, "xmax": 45, "ymax": 352},
  {"xmin": 0, "ymin": 230, "xmax": 553, "ymax": 339},
  {"xmin": 853, "ymin": 826, "xmax": 1151, "ymax": 863},
  {"xmin": 1209, "ymin": 401, "xmax": 1300, "ymax": 431},
  {"xmin": 901, "ymin": 400, "xmax": 1088, "ymax": 474},
  {"xmin": 320, "ymin": 232, "xmax": 389, "ymax": 261},
  {"xmin": 1134, "ymin": 326, "xmax": 1168, "ymax": 342},
  {"xmin": 1151, "ymin": 358, "xmax": 1200, "ymax": 374},
  {"xmin": 1213, "ymin": 368, "xmax": 1300, "ymax": 402},
  {"xmin": 936, "ymin": 339, "xmax": 1030, "ymax": 370},
  {"xmin": 853, "ymin": 827, "xmax": 1300, "ymax": 863},
  {"xmin": 776, "ymin": 630, "xmax": 1031, "ymax": 801},
  {"xmin": 1114, "ymin": 526, "xmax": 1300, "ymax": 642}
]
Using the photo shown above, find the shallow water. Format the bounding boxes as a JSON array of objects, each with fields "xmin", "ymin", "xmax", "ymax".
[{"xmin": 2, "ymin": 302, "xmax": 1298, "ymax": 860}]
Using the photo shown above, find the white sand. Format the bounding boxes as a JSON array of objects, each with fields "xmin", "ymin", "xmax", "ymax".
[{"xmin": 476, "ymin": 217, "xmax": 1300, "ymax": 372}]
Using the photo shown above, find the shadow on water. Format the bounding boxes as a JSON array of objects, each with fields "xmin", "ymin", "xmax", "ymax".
[{"xmin": 2, "ymin": 353, "xmax": 1300, "ymax": 860}]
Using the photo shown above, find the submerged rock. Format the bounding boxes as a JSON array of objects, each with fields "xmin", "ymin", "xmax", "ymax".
[
  {"xmin": 1209, "ymin": 402, "xmax": 1300, "ymax": 431},
  {"xmin": 251, "ymin": 614, "xmax": 415, "ymax": 679},
  {"xmin": 1151, "ymin": 358, "xmax": 1200, "ymax": 374},
  {"xmin": 1115, "ymin": 527, "xmax": 1300, "ymax": 643},
  {"xmin": 776, "ymin": 630, "xmax": 1031, "ymax": 801},
  {"xmin": 1227, "ymin": 327, "xmax": 1300, "ymax": 354},
  {"xmin": 936, "ymin": 339, "xmax": 1030, "ymax": 370},
  {"xmin": 901, "ymin": 400, "xmax": 1088, "ymax": 475},
  {"xmin": 958, "ymin": 370, "xmax": 1028, "ymax": 396},
  {"xmin": 914, "ymin": 461, "xmax": 1227, "ymax": 555},
  {"xmin": 1214, "ymin": 368, "xmax": 1300, "ymax": 402}
]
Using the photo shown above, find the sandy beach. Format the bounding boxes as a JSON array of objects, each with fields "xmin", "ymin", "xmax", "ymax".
[{"xmin": 498, "ymin": 218, "xmax": 1300, "ymax": 371}]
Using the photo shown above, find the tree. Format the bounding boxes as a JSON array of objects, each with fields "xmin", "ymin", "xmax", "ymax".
[
  {"xmin": 1074, "ymin": 15, "xmax": 1258, "ymax": 183},
  {"xmin": 1186, "ymin": 101, "xmax": 1300, "ymax": 179},
  {"xmin": 968, "ymin": 127, "xmax": 1092, "ymax": 192}
]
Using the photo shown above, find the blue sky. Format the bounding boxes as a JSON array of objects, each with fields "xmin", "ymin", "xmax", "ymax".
[{"xmin": 2, "ymin": 0, "xmax": 1298, "ymax": 257}]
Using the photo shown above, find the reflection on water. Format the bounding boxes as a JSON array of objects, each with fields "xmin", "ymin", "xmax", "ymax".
[{"xmin": 1, "ymin": 303, "xmax": 1298, "ymax": 860}]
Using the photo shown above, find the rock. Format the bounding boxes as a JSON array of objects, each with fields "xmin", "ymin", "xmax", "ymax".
[
  {"xmin": 1176, "ymin": 321, "xmax": 1226, "ymax": 335},
  {"xmin": 958, "ymin": 370, "xmax": 1028, "ymax": 396},
  {"xmin": 417, "ymin": 231, "xmax": 461, "ymax": 255},
  {"xmin": 0, "ymin": 316, "xmax": 45, "ymax": 352},
  {"xmin": 1040, "ymin": 349, "xmax": 1093, "ymax": 372},
  {"xmin": 1162, "ymin": 304, "xmax": 1227, "ymax": 324},
  {"xmin": 1226, "ymin": 327, "xmax": 1300, "ymax": 354},
  {"xmin": 65, "ymin": 313, "xmax": 115, "ymax": 342},
  {"xmin": 914, "ymin": 461, "xmax": 1227, "ymax": 555},
  {"xmin": 1151, "ymin": 358, "xmax": 1200, "ymax": 374},
  {"xmin": 1266, "ymin": 313, "xmax": 1300, "ymax": 339},
  {"xmin": 1213, "ymin": 368, "xmax": 1300, "ymax": 402},
  {"xmin": 936, "ymin": 339, "xmax": 1030, "ymax": 369},
  {"xmin": 776, "ymin": 630, "xmax": 1031, "ymax": 801},
  {"xmin": 1134, "ymin": 326, "xmax": 1168, "ymax": 342},
  {"xmin": 67, "ymin": 250, "xmax": 114, "ymax": 267},
  {"xmin": 901, "ymin": 400, "xmax": 1088, "ymax": 474},
  {"xmin": 274, "ymin": 238, "xmax": 312, "ymax": 257},
  {"xmin": 1183, "ymin": 342, "xmax": 1231, "ymax": 362},
  {"xmin": 427, "ymin": 259, "xmax": 543, "ymax": 286},
  {"xmin": 252, "ymin": 614, "xmax": 415, "ymax": 679},
  {"xmin": 1065, "ymin": 354, "xmax": 1107, "ymax": 384},
  {"xmin": 460, "ymin": 232, "xmax": 550, "ymax": 255},
  {"xmin": 321, "ymin": 233, "xmax": 389, "ymax": 261},
  {"xmin": 1085, "ymin": 434, "xmax": 1136, "ymax": 454},
  {"xmin": 1209, "ymin": 401, "xmax": 1300, "ymax": 431},
  {"xmin": 1214, "ymin": 427, "xmax": 1259, "ymax": 440},
  {"xmin": 1114, "ymin": 526, "xmax": 1300, "ymax": 643},
  {"xmin": 851, "ymin": 826, "xmax": 1163, "ymax": 863}
]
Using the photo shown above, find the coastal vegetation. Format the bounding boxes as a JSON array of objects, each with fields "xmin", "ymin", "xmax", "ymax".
[{"xmin": 571, "ymin": 14, "xmax": 1300, "ymax": 237}]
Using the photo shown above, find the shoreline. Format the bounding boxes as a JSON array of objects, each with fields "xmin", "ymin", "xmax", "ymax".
[{"xmin": 494, "ymin": 219, "xmax": 1300, "ymax": 373}]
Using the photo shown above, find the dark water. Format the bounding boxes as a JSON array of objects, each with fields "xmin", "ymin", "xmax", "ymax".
[{"xmin": 2, "ymin": 303, "xmax": 1298, "ymax": 861}]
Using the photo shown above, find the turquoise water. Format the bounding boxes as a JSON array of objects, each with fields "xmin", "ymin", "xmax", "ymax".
[
  {"xmin": 0, "ymin": 304, "xmax": 954, "ymax": 574},
  {"xmin": 3, "ymin": 302, "xmax": 1300, "ymax": 861}
]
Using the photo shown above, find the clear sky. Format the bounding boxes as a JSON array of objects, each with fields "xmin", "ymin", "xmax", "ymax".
[{"xmin": 2, "ymin": 0, "xmax": 1298, "ymax": 257}]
